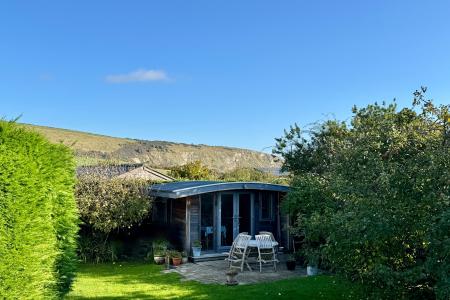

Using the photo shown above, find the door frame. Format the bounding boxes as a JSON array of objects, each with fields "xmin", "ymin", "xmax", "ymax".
[{"xmin": 215, "ymin": 191, "xmax": 255, "ymax": 252}]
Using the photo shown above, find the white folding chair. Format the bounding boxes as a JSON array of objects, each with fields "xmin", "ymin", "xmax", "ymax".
[
  {"xmin": 255, "ymin": 234, "xmax": 279, "ymax": 272},
  {"xmin": 226, "ymin": 234, "xmax": 251, "ymax": 272},
  {"xmin": 224, "ymin": 232, "xmax": 248, "ymax": 263},
  {"xmin": 259, "ymin": 231, "xmax": 279, "ymax": 253}
]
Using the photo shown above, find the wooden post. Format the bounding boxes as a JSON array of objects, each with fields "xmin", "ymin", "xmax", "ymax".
[{"xmin": 185, "ymin": 197, "xmax": 191, "ymax": 255}]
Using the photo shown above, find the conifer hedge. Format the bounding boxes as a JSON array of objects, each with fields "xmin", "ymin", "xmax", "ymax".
[{"xmin": 0, "ymin": 120, "xmax": 79, "ymax": 298}]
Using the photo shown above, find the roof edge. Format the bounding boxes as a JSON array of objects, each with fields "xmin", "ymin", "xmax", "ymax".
[{"xmin": 149, "ymin": 181, "xmax": 289, "ymax": 199}]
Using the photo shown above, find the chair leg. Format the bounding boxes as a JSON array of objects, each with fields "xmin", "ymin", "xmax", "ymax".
[
  {"xmin": 244, "ymin": 248, "xmax": 252, "ymax": 271},
  {"xmin": 273, "ymin": 250, "xmax": 277, "ymax": 272},
  {"xmin": 258, "ymin": 247, "xmax": 262, "ymax": 272}
]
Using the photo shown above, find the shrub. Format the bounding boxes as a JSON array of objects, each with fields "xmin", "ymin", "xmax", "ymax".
[
  {"xmin": 75, "ymin": 175, "xmax": 153, "ymax": 262},
  {"xmin": 76, "ymin": 175, "xmax": 153, "ymax": 234},
  {"xmin": 220, "ymin": 167, "xmax": 286, "ymax": 184},
  {"xmin": 0, "ymin": 120, "xmax": 79, "ymax": 298},
  {"xmin": 275, "ymin": 88, "xmax": 450, "ymax": 298},
  {"xmin": 78, "ymin": 232, "xmax": 121, "ymax": 263},
  {"xmin": 169, "ymin": 160, "xmax": 213, "ymax": 180}
]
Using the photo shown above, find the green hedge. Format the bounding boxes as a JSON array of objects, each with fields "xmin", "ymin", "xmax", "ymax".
[{"xmin": 0, "ymin": 120, "xmax": 79, "ymax": 298}]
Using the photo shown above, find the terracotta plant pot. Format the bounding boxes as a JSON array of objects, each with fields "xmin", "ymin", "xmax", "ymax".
[
  {"xmin": 154, "ymin": 256, "xmax": 165, "ymax": 265},
  {"xmin": 172, "ymin": 257, "xmax": 182, "ymax": 266}
]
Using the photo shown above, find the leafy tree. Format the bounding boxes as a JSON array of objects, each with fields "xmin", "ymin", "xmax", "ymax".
[
  {"xmin": 276, "ymin": 88, "xmax": 450, "ymax": 298},
  {"xmin": 274, "ymin": 120, "xmax": 348, "ymax": 176},
  {"xmin": 169, "ymin": 160, "xmax": 213, "ymax": 180}
]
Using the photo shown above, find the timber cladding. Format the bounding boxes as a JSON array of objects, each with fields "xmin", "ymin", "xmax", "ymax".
[
  {"xmin": 186, "ymin": 196, "xmax": 201, "ymax": 253},
  {"xmin": 172, "ymin": 198, "xmax": 187, "ymax": 252}
]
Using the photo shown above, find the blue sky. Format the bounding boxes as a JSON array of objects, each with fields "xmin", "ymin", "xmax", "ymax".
[{"xmin": 1, "ymin": 1, "xmax": 450, "ymax": 151}]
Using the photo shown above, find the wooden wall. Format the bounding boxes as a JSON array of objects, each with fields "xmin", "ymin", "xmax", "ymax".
[
  {"xmin": 186, "ymin": 196, "xmax": 201, "ymax": 254},
  {"xmin": 171, "ymin": 198, "xmax": 187, "ymax": 252}
]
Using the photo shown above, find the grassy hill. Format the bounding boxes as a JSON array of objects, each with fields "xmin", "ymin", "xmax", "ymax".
[{"xmin": 22, "ymin": 124, "xmax": 281, "ymax": 172}]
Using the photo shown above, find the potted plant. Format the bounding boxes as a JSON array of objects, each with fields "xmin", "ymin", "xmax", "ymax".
[
  {"xmin": 153, "ymin": 249, "xmax": 166, "ymax": 265},
  {"xmin": 181, "ymin": 251, "xmax": 188, "ymax": 264},
  {"xmin": 152, "ymin": 239, "xmax": 168, "ymax": 265},
  {"xmin": 286, "ymin": 254, "xmax": 296, "ymax": 271},
  {"xmin": 192, "ymin": 240, "xmax": 202, "ymax": 257},
  {"xmin": 170, "ymin": 250, "xmax": 182, "ymax": 266},
  {"xmin": 305, "ymin": 248, "xmax": 320, "ymax": 276}
]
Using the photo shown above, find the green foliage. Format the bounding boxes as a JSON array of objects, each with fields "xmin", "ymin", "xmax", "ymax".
[
  {"xmin": 274, "ymin": 120, "xmax": 349, "ymax": 176},
  {"xmin": 276, "ymin": 88, "xmax": 450, "ymax": 298},
  {"xmin": 78, "ymin": 232, "xmax": 124, "ymax": 263},
  {"xmin": 169, "ymin": 250, "xmax": 182, "ymax": 258},
  {"xmin": 0, "ymin": 120, "xmax": 79, "ymax": 298},
  {"xmin": 169, "ymin": 160, "xmax": 213, "ymax": 180},
  {"xmin": 75, "ymin": 176, "xmax": 153, "ymax": 263},
  {"xmin": 426, "ymin": 209, "xmax": 450, "ymax": 299},
  {"xmin": 75, "ymin": 176, "xmax": 153, "ymax": 234},
  {"xmin": 152, "ymin": 239, "xmax": 169, "ymax": 256},
  {"xmin": 220, "ymin": 167, "xmax": 287, "ymax": 184}
]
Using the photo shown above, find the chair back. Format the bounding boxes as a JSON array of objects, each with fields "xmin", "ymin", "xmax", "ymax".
[
  {"xmin": 259, "ymin": 231, "xmax": 275, "ymax": 241},
  {"xmin": 255, "ymin": 234, "xmax": 274, "ymax": 249},
  {"xmin": 234, "ymin": 234, "xmax": 251, "ymax": 250}
]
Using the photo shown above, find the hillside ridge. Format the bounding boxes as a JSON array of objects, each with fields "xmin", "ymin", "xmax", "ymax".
[{"xmin": 22, "ymin": 123, "xmax": 281, "ymax": 172}]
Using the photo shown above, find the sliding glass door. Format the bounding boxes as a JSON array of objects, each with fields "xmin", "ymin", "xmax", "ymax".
[
  {"xmin": 217, "ymin": 192, "xmax": 253, "ymax": 250},
  {"xmin": 200, "ymin": 193, "xmax": 214, "ymax": 251},
  {"xmin": 238, "ymin": 193, "xmax": 251, "ymax": 234},
  {"xmin": 220, "ymin": 193, "xmax": 234, "ymax": 247}
]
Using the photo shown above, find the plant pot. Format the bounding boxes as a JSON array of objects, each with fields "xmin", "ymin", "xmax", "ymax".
[
  {"xmin": 182, "ymin": 257, "xmax": 188, "ymax": 264},
  {"xmin": 172, "ymin": 257, "xmax": 182, "ymax": 266},
  {"xmin": 286, "ymin": 260, "xmax": 296, "ymax": 271},
  {"xmin": 192, "ymin": 247, "xmax": 201, "ymax": 257},
  {"xmin": 154, "ymin": 256, "xmax": 165, "ymax": 265},
  {"xmin": 307, "ymin": 265, "xmax": 318, "ymax": 276},
  {"xmin": 225, "ymin": 270, "xmax": 238, "ymax": 286}
]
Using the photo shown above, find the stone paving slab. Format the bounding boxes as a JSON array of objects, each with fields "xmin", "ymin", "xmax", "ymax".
[{"xmin": 162, "ymin": 254, "xmax": 306, "ymax": 285}]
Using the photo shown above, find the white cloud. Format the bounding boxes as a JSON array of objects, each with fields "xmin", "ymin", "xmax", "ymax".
[{"xmin": 105, "ymin": 69, "xmax": 170, "ymax": 83}]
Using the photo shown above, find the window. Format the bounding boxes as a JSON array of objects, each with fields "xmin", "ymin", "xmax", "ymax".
[
  {"xmin": 152, "ymin": 199, "xmax": 167, "ymax": 223},
  {"xmin": 259, "ymin": 193, "xmax": 273, "ymax": 221}
]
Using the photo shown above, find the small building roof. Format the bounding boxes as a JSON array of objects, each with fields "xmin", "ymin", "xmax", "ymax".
[
  {"xmin": 77, "ymin": 164, "xmax": 175, "ymax": 182},
  {"xmin": 149, "ymin": 180, "xmax": 289, "ymax": 199}
]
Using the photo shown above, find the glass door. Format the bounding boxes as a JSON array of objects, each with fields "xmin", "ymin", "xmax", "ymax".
[
  {"xmin": 217, "ymin": 192, "xmax": 254, "ymax": 251},
  {"xmin": 200, "ymin": 193, "xmax": 214, "ymax": 251},
  {"xmin": 220, "ymin": 193, "xmax": 234, "ymax": 247},
  {"xmin": 238, "ymin": 193, "xmax": 251, "ymax": 235}
]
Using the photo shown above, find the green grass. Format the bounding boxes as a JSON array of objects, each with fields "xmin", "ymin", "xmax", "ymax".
[{"xmin": 66, "ymin": 262, "xmax": 364, "ymax": 300}]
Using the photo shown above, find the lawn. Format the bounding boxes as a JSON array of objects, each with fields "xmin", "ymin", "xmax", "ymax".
[{"xmin": 66, "ymin": 262, "xmax": 364, "ymax": 300}]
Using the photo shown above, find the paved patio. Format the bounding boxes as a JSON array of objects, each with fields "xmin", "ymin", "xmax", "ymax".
[{"xmin": 162, "ymin": 254, "xmax": 306, "ymax": 285}]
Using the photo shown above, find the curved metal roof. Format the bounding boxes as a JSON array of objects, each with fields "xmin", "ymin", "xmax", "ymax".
[{"xmin": 149, "ymin": 181, "xmax": 289, "ymax": 199}]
